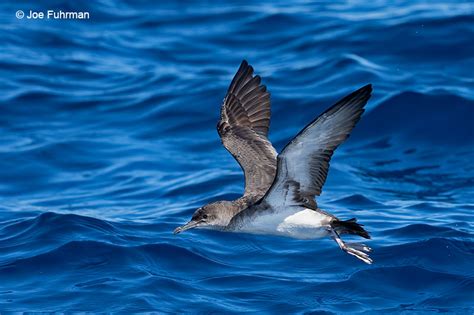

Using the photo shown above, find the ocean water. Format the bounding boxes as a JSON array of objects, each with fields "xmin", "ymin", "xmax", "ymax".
[{"xmin": 0, "ymin": 0, "xmax": 473, "ymax": 312}]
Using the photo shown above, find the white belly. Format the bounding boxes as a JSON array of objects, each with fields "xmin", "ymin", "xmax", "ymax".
[{"xmin": 239, "ymin": 208, "xmax": 331, "ymax": 239}]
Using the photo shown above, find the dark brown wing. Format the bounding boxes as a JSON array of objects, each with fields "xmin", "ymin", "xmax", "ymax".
[{"xmin": 217, "ymin": 60, "xmax": 277, "ymax": 198}]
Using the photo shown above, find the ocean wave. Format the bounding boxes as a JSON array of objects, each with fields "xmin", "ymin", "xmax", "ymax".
[{"xmin": 0, "ymin": 0, "xmax": 473, "ymax": 312}]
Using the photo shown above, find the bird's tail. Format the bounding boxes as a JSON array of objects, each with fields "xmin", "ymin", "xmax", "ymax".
[{"xmin": 331, "ymin": 218, "xmax": 370, "ymax": 239}]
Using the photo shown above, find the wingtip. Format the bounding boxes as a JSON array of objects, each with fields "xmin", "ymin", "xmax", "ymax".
[
  {"xmin": 360, "ymin": 83, "xmax": 373, "ymax": 93},
  {"xmin": 359, "ymin": 83, "xmax": 373, "ymax": 93},
  {"xmin": 238, "ymin": 59, "xmax": 253, "ymax": 76},
  {"xmin": 240, "ymin": 59, "xmax": 250, "ymax": 69},
  {"xmin": 350, "ymin": 83, "xmax": 373, "ymax": 103}
]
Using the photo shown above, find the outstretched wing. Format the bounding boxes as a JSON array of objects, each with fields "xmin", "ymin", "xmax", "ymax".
[
  {"xmin": 217, "ymin": 60, "xmax": 277, "ymax": 198},
  {"xmin": 263, "ymin": 84, "xmax": 372, "ymax": 209}
]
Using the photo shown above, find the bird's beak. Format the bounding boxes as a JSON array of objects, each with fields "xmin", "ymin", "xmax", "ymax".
[{"xmin": 174, "ymin": 220, "xmax": 201, "ymax": 234}]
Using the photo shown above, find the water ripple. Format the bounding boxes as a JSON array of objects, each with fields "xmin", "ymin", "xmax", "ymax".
[{"xmin": 0, "ymin": 0, "xmax": 473, "ymax": 312}]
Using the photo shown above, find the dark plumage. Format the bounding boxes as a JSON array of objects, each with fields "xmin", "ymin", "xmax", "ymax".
[
  {"xmin": 217, "ymin": 60, "xmax": 277, "ymax": 199},
  {"xmin": 228, "ymin": 84, "xmax": 373, "ymax": 227},
  {"xmin": 332, "ymin": 218, "xmax": 371, "ymax": 239},
  {"xmin": 175, "ymin": 60, "xmax": 374, "ymax": 264}
]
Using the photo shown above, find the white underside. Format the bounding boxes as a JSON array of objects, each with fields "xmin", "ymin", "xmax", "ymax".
[{"xmin": 238, "ymin": 208, "xmax": 331, "ymax": 239}]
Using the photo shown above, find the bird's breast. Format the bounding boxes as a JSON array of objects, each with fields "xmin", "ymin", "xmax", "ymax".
[{"xmin": 238, "ymin": 207, "xmax": 331, "ymax": 239}]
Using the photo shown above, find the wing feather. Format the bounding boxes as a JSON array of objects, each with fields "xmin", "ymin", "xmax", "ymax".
[
  {"xmin": 218, "ymin": 60, "xmax": 277, "ymax": 198},
  {"xmin": 264, "ymin": 84, "xmax": 372, "ymax": 208}
]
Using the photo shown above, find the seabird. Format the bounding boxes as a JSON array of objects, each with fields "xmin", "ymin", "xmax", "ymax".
[{"xmin": 174, "ymin": 60, "xmax": 373, "ymax": 264}]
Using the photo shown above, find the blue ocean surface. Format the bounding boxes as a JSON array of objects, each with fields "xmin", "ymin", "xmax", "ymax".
[{"xmin": 0, "ymin": 0, "xmax": 473, "ymax": 313}]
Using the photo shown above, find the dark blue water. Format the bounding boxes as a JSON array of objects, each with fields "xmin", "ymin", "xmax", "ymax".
[{"xmin": 1, "ymin": 0, "xmax": 473, "ymax": 312}]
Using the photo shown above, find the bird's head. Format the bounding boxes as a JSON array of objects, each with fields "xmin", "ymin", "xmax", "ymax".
[{"xmin": 174, "ymin": 201, "xmax": 233, "ymax": 234}]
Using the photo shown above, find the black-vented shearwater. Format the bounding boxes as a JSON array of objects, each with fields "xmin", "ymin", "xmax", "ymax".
[{"xmin": 174, "ymin": 60, "xmax": 373, "ymax": 264}]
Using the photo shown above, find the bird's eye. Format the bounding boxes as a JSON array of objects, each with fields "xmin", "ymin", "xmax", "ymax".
[{"xmin": 203, "ymin": 214, "xmax": 208, "ymax": 219}]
